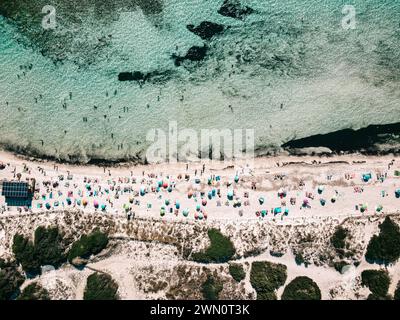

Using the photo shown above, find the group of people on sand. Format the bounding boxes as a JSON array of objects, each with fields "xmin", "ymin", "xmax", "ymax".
[{"xmin": 0, "ymin": 158, "xmax": 399, "ymax": 220}]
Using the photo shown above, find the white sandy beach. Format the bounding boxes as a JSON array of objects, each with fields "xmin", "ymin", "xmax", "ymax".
[
  {"xmin": 0, "ymin": 150, "xmax": 399, "ymax": 222},
  {"xmin": 1, "ymin": 149, "xmax": 399, "ymax": 300}
]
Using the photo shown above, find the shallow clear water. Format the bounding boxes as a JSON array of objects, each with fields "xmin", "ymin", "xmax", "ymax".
[{"xmin": 0, "ymin": 0, "xmax": 399, "ymax": 162}]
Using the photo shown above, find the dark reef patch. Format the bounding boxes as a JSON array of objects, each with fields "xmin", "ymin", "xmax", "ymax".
[
  {"xmin": 173, "ymin": 45, "xmax": 208, "ymax": 66},
  {"xmin": 187, "ymin": 21, "xmax": 225, "ymax": 40},
  {"xmin": 0, "ymin": 0, "xmax": 164, "ymax": 67},
  {"xmin": 217, "ymin": 0, "xmax": 254, "ymax": 20},
  {"xmin": 282, "ymin": 122, "xmax": 400, "ymax": 154},
  {"xmin": 118, "ymin": 70, "xmax": 173, "ymax": 83}
]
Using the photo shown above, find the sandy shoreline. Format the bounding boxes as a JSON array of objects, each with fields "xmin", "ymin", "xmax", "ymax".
[
  {"xmin": 1, "ymin": 149, "xmax": 399, "ymax": 222},
  {"xmin": 1, "ymin": 148, "xmax": 399, "ymax": 300}
]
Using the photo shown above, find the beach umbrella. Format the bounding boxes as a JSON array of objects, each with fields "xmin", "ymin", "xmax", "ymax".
[
  {"xmin": 168, "ymin": 186, "xmax": 172, "ymax": 193},
  {"xmin": 227, "ymin": 190, "xmax": 234, "ymax": 200},
  {"xmin": 182, "ymin": 209, "xmax": 189, "ymax": 217},
  {"xmin": 66, "ymin": 198, "xmax": 72, "ymax": 205},
  {"xmin": 194, "ymin": 212, "xmax": 199, "ymax": 220},
  {"xmin": 165, "ymin": 199, "xmax": 170, "ymax": 206},
  {"xmin": 233, "ymin": 200, "xmax": 241, "ymax": 208},
  {"xmin": 175, "ymin": 201, "xmax": 180, "ymax": 209},
  {"xmin": 395, "ymin": 189, "xmax": 400, "ymax": 198},
  {"xmin": 82, "ymin": 199, "xmax": 88, "ymax": 207},
  {"xmin": 375, "ymin": 204, "xmax": 383, "ymax": 212},
  {"xmin": 45, "ymin": 203, "xmax": 51, "ymax": 210},
  {"xmin": 261, "ymin": 210, "xmax": 267, "ymax": 217},
  {"xmin": 208, "ymin": 178, "xmax": 212, "ymax": 185},
  {"xmin": 129, "ymin": 197, "xmax": 134, "ymax": 204},
  {"xmin": 101, "ymin": 204, "xmax": 107, "ymax": 211},
  {"xmin": 162, "ymin": 181, "xmax": 169, "ymax": 189},
  {"xmin": 255, "ymin": 211, "xmax": 260, "ymax": 217},
  {"xmin": 331, "ymin": 196, "xmax": 336, "ymax": 203},
  {"xmin": 302, "ymin": 199, "xmax": 309, "ymax": 207},
  {"xmin": 234, "ymin": 175, "xmax": 239, "ymax": 183},
  {"xmin": 320, "ymin": 199, "xmax": 326, "ymax": 206},
  {"xmin": 203, "ymin": 211, "xmax": 208, "ymax": 219},
  {"xmin": 77, "ymin": 199, "xmax": 81, "ymax": 206},
  {"xmin": 284, "ymin": 208, "xmax": 289, "ymax": 215},
  {"xmin": 202, "ymin": 199, "xmax": 207, "ymax": 206},
  {"xmin": 258, "ymin": 196, "xmax": 265, "ymax": 205},
  {"xmin": 140, "ymin": 187, "xmax": 146, "ymax": 196},
  {"xmin": 188, "ymin": 191, "xmax": 193, "ymax": 198},
  {"xmin": 94, "ymin": 200, "xmax": 99, "ymax": 208},
  {"xmin": 160, "ymin": 207, "xmax": 166, "ymax": 217},
  {"xmin": 198, "ymin": 212, "xmax": 204, "ymax": 220},
  {"xmin": 157, "ymin": 180, "xmax": 163, "ymax": 187},
  {"xmin": 274, "ymin": 207, "xmax": 282, "ymax": 215},
  {"xmin": 208, "ymin": 191, "xmax": 213, "ymax": 200},
  {"xmin": 211, "ymin": 189, "xmax": 216, "ymax": 197},
  {"xmin": 196, "ymin": 204, "xmax": 201, "ymax": 212},
  {"xmin": 362, "ymin": 173, "xmax": 372, "ymax": 182},
  {"xmin": 360, "ymin": 204, "xmax": 368, "ymax": 213},
  {"xmin": 317, "ymin": 186, "xmax": 324, "ymax": 194}
]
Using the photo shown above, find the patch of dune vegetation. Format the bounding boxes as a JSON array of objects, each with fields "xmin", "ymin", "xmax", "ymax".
[
  {"xmin": 281, "ymin": 276, "xmax": 321, "ymax": 300},
  {"xmin": 365, "ymin": 217, "xmax": 400, "ymax": 265},
  {"xmin": 192, "ymin": 229, "xmax": 235, "ymax": 263},
  {"xmin": 67, "ymin": 229, "xmax": 109, "ymax": 265},
  {"xmin": 201, "ymin": 274, "xmax": 223, "ymax": 300},
  {"xmin": 84, "ymin": 272, "xmax": 119, "ymax": 300},
  {"xmin": 229, "ymin": 263, "xmax": 245, "ymax": 282},
  {"xmin": 361, "ymin": 269, "xmax": 391, "ymax": 300},
  {"xmin": 394, "ymin": 281, "xmax": 400, "ymax": 300},
  {"xmin": 12, "ymin": 227, "xmax": 66, "ymax": 276},
  {"xmin": 331, "ymin": 226, "xmax": 348, "ymax": 252},
  {"xmin": 250, "ymin": 261, "xmax": 287, "ymax": 300},
  {"xmin": 0, "ymin": 260, "xmax": 24, "ymax": 300},
  {"xmin": 18, "ymin": 282, "xmax": 49, "ymax": 300}
]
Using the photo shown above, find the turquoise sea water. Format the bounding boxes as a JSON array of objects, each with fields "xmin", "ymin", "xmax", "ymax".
[{"xmin": 0, "ymin": 0, "xmax": 399, "ymax": 162}]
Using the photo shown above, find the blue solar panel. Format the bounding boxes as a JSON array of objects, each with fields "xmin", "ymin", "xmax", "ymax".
[{"xmin": 1, "ymin": 181, "xmax": 29, "ymax": 198}]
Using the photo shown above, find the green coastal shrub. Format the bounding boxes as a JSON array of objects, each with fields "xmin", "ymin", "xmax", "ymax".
[
  {"xmin": 361, "ymin": 269, "xmax": 390, "ymax": 298},
  {"xmin": 84, "ymin": 272, "xmax": 119, "ymax": 300},
  {"xmin": 201, "ymin": 275, "xmax": 223, "ymax": 300},
  {"xmin": 331, "ymin": 226, "xmax": 348, "ymax": 254},
  {"xmin": 18, "ymin": 282, "xmax": 50, "ymax": 300},
  {"xmin": 281, "ymin": 276, "xmax": 321, "ymax": 300},
  {"xmin": 229, "ymin": 263, "xmax": 245, "ymax": 282},
  {"xmin": 367, "ymin": 293, "xmax": 392, "ymax": 300},
  {"xmin": 192, "ymin": 229, "xmax": 235, "ymax": 263},
  {"xmin": 34, "ymin": 226, "xmax": 66, "ymax": 268},
  {"xmin": 12, "ymin": 234, "xmax": 40, "ymax": 275},
  {"xmin": 365, "ymin": 217, "xmax": 400, "ymax": 265},
  {"xmin": 12, "ymin": 227, "xmax": 66, "ymax": 276},
  {"xmin": 250, "ymin": 261, "xmax": 287, "ymax": 300},
  {"xmin": 394, "ymin": 281, "xmax": 400, "ymax": 300},
  {"xmin": 0, "ymin": 266, "xmax": 24, "ymax": 300},
  {"xmin": 68, "ymin": 230, "xmax": 109, "ymax": 264}
]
